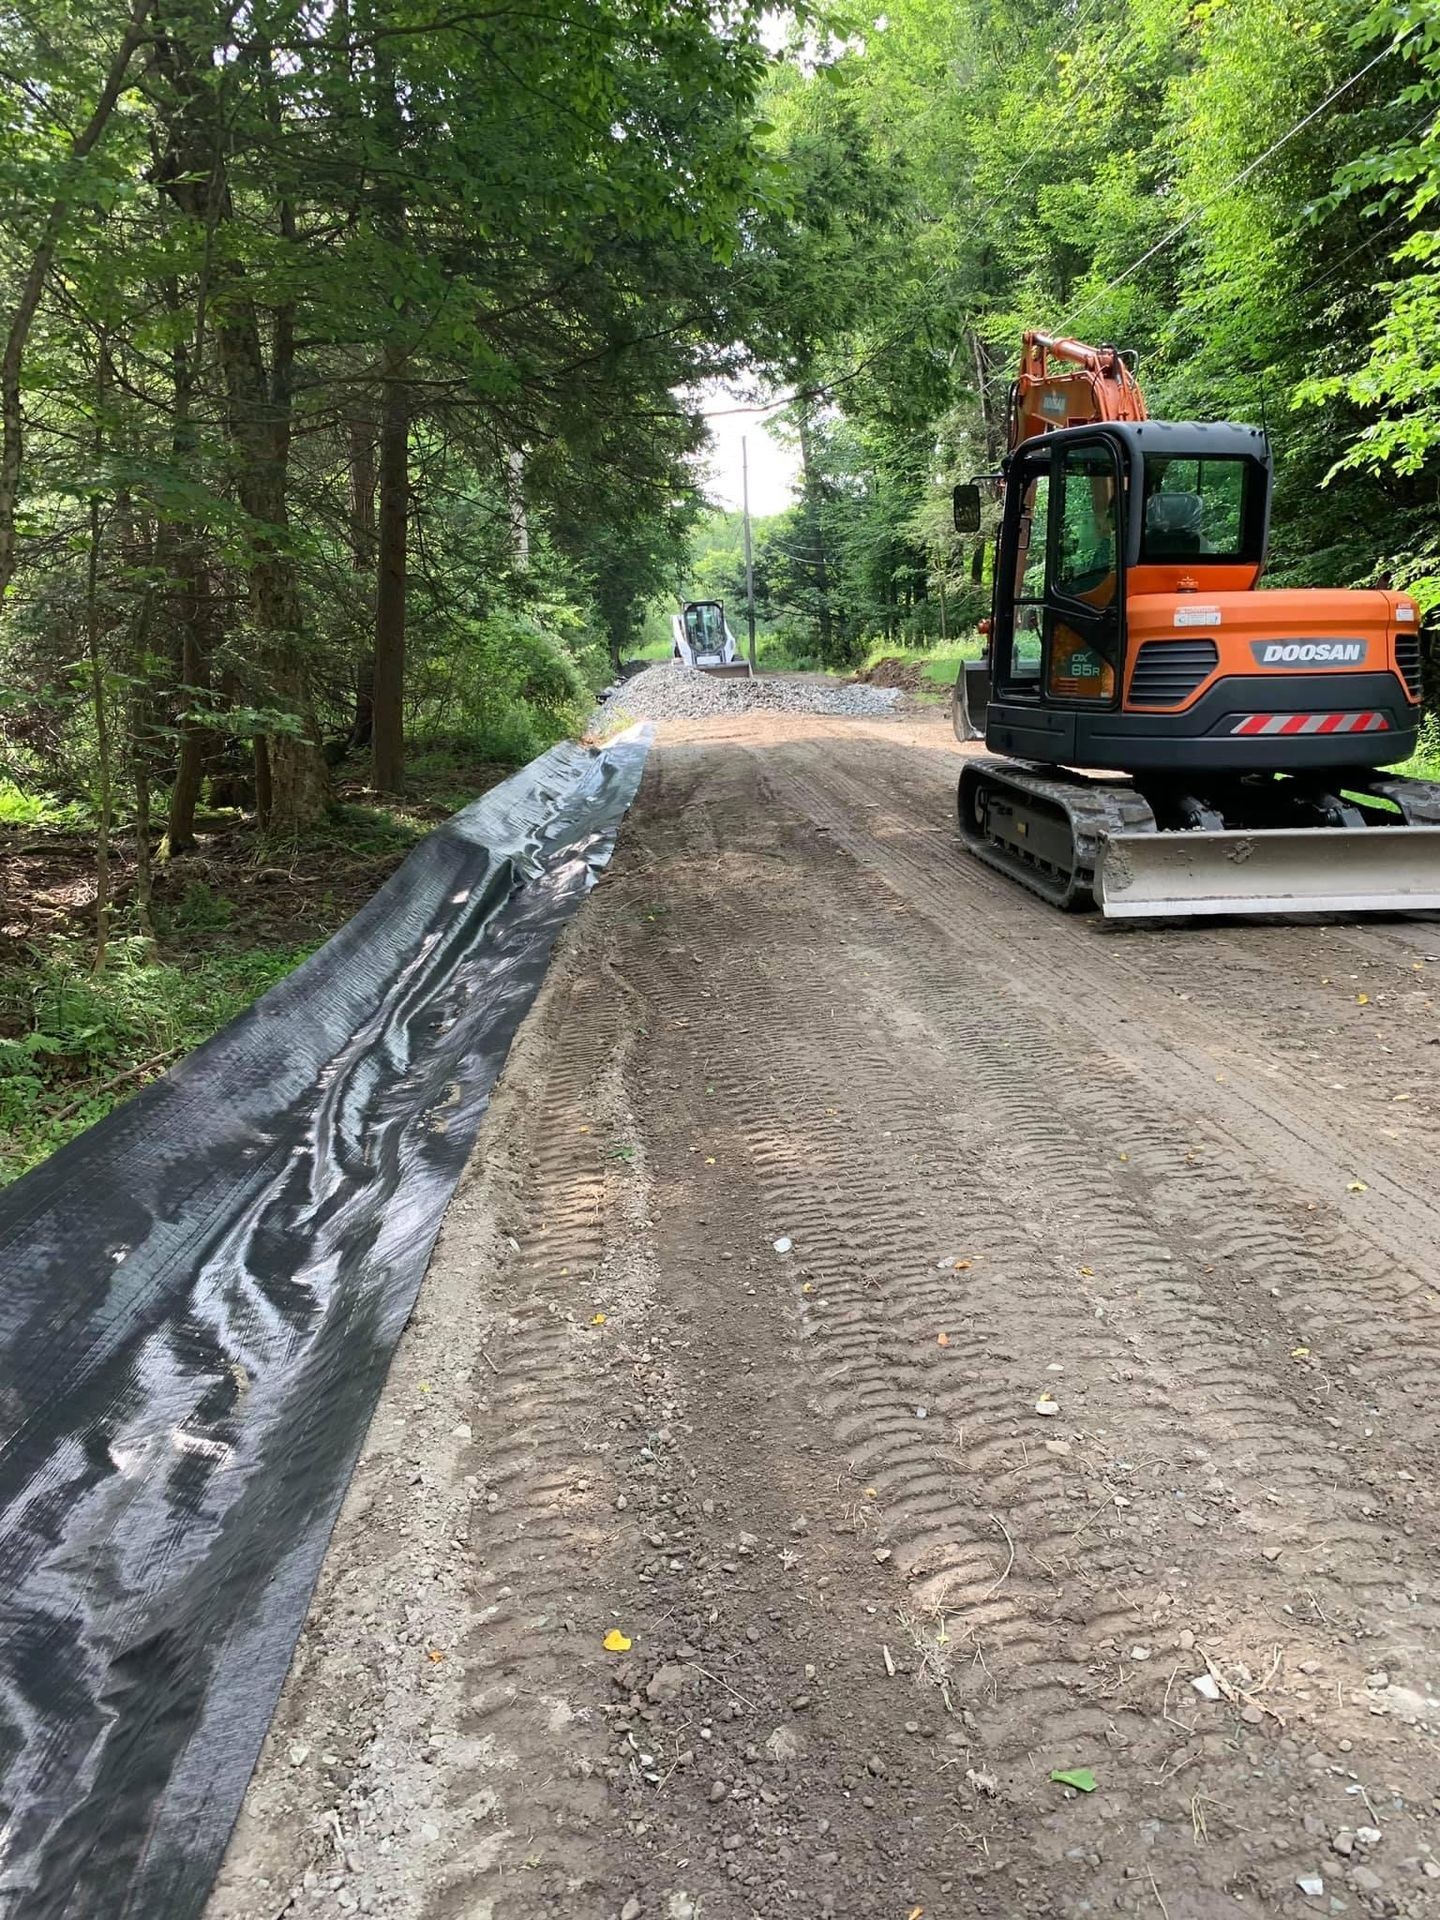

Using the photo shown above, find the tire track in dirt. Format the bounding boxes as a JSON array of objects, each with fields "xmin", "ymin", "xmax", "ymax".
[
  {"xmin": 798, "ymin": 719, "xmax": 1440, "ymax": 1175},
  {"xmin": 211, "ymin": 710, "xmax": 1440, "ymax": 1920},
  {"xmin": 208, "ymin": 955, "xmax": 664, "ymax": 1920},
  {"xmin": 610, "ymin": 720, "xmax": 1440, "ymax": 1915},
  {"xmin": 768, "ymin": 731, "xmax": 1440, "ymax": 1416},
  {"xmin": 761, "ymin": 734, "xmax": 1440, "ymax": 1557}
]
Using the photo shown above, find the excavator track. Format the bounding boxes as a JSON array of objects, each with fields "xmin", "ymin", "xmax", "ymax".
[
  {"xmin": 1364, "ymin": 772, "xmax": 1440, "ymax": 827},
  {"xmin": 959, "ymin": 759, "xmax": 1440, "ymax": 919},
  {"xmin": 956, "ymin": 758, "xmax": 1156, "ymax": 910}
]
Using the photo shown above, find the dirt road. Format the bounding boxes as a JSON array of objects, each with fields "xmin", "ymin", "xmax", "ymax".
[{"xmin": 210, "ymin": 706, "xmax": 1440, "ymax": 1920}]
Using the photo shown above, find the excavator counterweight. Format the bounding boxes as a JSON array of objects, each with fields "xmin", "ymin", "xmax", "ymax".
[{"xmin": 952, "ymin": 334, "xmax": 1435, "ymax": 919}]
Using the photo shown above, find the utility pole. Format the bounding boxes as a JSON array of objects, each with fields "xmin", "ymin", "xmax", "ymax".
[{"xmin": 742, "ymin": 434, "xmax": 757, "ymax": 674}]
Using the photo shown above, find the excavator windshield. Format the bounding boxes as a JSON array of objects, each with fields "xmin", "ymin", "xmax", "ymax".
[{"xmin": 1139, "ymin": 455, "xmax": 1261, "ymax": 564}]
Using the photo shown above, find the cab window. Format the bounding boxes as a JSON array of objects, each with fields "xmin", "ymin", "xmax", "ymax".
[
  {"xmin": 1009, "ymin": 467, "xmax": 1050, "ymax": 682},
  {"xmin": 1054, "ymin": 443, "xmax": 1119, "ymax": 606},
  {"xmin": 1141, "ymin": 456, "xmax": 1255, "ymax": 562}
]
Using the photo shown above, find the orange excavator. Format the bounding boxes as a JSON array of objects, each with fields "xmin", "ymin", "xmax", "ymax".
[{"xmin": 951, "ymin": 331, "xmax": 1440, "ymax": 917}]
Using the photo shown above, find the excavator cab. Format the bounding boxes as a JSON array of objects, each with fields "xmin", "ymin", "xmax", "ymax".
[{"xmin": 963, "ymin": 421, "xmax": 1287, "ymax": 767}]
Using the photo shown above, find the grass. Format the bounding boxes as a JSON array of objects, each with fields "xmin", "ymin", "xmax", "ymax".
[
  {"xmin": 0, "ymin": 937, "xmax": 314, "ymax": 1185},
  {"xmin": 1393, "ymin": 716, "xmax": 1440, "ymax": 782}
]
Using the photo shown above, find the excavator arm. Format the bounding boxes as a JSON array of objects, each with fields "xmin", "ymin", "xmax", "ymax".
[{"xmin": 1009, "ymin": 331, "xmax": 1147, "ymax": 448}]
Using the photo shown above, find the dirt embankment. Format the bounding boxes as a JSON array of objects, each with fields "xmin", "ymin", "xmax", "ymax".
[
  {"xmin": 850, "ymin": 655, "xmax": 927, "ymax": 691},
  {"xmin": 212, "ymin": 706, "xmax": 1440, "ymax": 1920}
]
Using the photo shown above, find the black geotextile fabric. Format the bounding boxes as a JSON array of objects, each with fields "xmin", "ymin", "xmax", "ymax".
[{"xmin": 0, "ymin": 724, "xmax": 651, "ymax": 1919}]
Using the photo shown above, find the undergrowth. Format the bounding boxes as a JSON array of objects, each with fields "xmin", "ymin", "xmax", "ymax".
[
  {"xmin": 0, "ymin": 778, "xmax": 93, "ymax": 831},
  {"xmin": 1395, "ymin": 716, "xmax": 1440, "ymax": 782},
  {"xmin": 0, "ymin": 937, "xmax": 313, "ymax": 1186}
]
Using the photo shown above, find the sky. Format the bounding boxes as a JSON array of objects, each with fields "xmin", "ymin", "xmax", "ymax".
[{"xmin": 697, "ymin": 382, "xmax": 802, "ymax": 519}]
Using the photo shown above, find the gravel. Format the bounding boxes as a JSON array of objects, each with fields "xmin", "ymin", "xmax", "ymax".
[{"xmin": 593, "ymin": 663, "xmax": 904, "ymax": 730}]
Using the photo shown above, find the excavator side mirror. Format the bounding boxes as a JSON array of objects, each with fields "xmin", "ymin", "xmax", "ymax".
[{"xmin": 952, "ymin": 483, "xmax": 982, "ymax": 534}]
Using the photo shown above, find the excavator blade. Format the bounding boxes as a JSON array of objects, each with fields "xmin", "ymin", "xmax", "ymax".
[{"xmin": 1096, "ymin": 826, "xmax": 1440, "ymax": 920}]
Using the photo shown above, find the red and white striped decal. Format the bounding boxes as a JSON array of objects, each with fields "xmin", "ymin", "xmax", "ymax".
[{"xmin": 1231, "ymin": 711, "xmax": 1390, "ymax": 737}]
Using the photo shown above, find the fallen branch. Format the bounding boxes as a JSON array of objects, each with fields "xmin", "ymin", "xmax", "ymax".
[{"xmin": 44, "ymin": 1048, "xmax": 181, "ymax": 1126}]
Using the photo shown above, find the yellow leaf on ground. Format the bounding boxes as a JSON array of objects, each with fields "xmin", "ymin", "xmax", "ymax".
[
  {"xmin": 1348, "ymin": 1180, "xmax": 1369, "ymax": 1193},
  {"xmin": 1357, "ymin": 993, "xmax": 1370, "ymax": 1005},
  {"xmin": 802, "ymin": 1281, "xmax": 814, "ymax": 1296},
  {"xmin": 427, "ymin": 1648, "xmax": 445, "ymax": 1663},
  {"xmin": 591, "ymin": 1312, "xmax": 607, "ymax": 1325},
  {"xmin": 1079, "ymin": 1266, "xmax": 1094, "ymax": 1278},
  {"xmin": 952, "ymin": 1259, "xmax": 972, "ymax": 1270},
  {"xmin": 579, "ymin": 1125, "xmax": 591, "ymax": 1133},
  {"xmin": 602, "ymin": 1629, "xmax": 632, "ymax": 1653},
  {"xmin": 1291, "ymin": 1346, "xmax": 1310, "ymax": 1359}
]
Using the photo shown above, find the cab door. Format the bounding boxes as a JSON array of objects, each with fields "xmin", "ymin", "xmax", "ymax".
[
  {"xmin": 1043, "ymin": 438, "xmax": 1123, "ymax": 706},
  {"xmin": 993, "ymin": 449, "xmax": 1051, "ymax": 698}
]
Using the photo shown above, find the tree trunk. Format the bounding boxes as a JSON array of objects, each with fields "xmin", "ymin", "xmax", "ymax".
[
  {"xmin": 133, "ymin": 760, "xmax": 156, "ymax": 952},
  {"xmin": 253, "ymin": 733, "xmax": 273, "ymax": 825},
  {"xmin": 796, "ymin": 407, "xmax": 832, "ymax": 658},
  {"xmin": 85, "ymin": 490, "xmax": 112, "ymax": 976},
  {"xmin": 0, "ymin": 0, "xmax": 152, "ymax": 600},
  {"xmin": 348, "ymin": 411, "xmax": 378, "ymax": 750},
  {"xmin": 166, "ymin": 596, "xmax": 211, "ymax": 852},
  {"xmin": 371, "ymin": 362, "xmax": 408, "ymax": 794},
  {"xmin": 506, "ymin": 447, "xmax": 529, "ymax": 567},
  {"xmin": 970, "ymin": 330, "xmax": 997, "ymax": 466},
  {"xmin": 187, "ymin": 35, "xmax": 327, "ymax": 832},
  {"xmin": 159, "ymin": 302, "xmax": 216, "ymax": 854}
]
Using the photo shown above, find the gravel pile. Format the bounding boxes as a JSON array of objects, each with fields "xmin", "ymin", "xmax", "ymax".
[{"xmin": 594, "ymin": 663, "xmax": 904, "ymax": 730}]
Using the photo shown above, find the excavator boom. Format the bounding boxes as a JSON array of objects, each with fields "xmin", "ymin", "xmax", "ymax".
[{"xmin": 1009, "ymin": 330, "xmax": 1148, "ymax": 447}]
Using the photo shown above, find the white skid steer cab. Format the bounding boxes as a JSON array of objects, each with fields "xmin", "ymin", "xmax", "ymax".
[{"xmin": 672, "ymin": 600, "xmax": 751, "ymax": 677}]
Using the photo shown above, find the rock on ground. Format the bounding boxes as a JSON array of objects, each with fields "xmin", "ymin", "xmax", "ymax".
[{"xmin": 593, "ymin": 662, "xmax": 904, "ymax": 729}]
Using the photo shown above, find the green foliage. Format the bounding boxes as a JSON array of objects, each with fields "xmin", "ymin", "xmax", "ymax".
[
  {"xmin": 741, "ymin": 0, "xmax": 1434, "ymax": 662},
  {"xmin": 0, "ymin": 937, "xmax": 313, "ymax": 1184},
  {"xmin": 0, "ymin": 778, "xmax": 91, "ymax": 830},
  {"xmin": 413, "ymin": 607, "xmax": 595, "ymax": 763},
  {"xmin": 156, "ymin": 882, "xmax": 235, "ymax": 936}
]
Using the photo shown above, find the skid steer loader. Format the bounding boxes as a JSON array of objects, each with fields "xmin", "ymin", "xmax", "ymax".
[{"xmin": 672, "ymin": 600, "xmax": 752, "ymax": 678}]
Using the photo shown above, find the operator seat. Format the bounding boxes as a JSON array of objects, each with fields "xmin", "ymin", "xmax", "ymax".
[{"xmin": 1145, "ymin": 491, "xmax": 1204, "ymax": 557}]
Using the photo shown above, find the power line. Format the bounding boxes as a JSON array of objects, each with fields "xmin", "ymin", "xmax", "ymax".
[
  {"xmin": 1061, "ymin": 43, "xmax": 1394, "ymax": 331},
  {"xmin": 712, "ymin": 30, "xmax": 1398, "ymax": 433},
  {"xmin": 968, "ymin": 9, "xmax": 1135, "ymax": 220}
]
